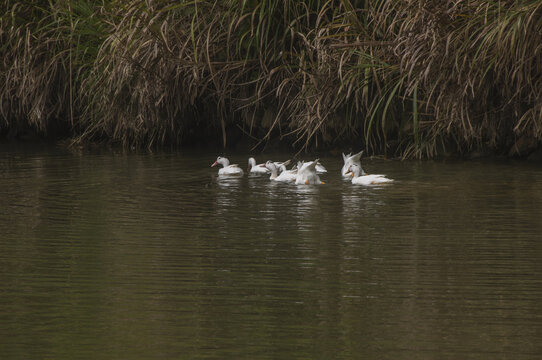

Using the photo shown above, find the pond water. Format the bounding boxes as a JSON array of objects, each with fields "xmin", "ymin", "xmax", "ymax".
[{"xmin": 1, "ymin": 144, "xmax": 542, "ymax": 359}]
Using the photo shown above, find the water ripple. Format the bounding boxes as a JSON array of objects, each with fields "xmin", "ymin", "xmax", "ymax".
[{"xmin": 1, "ymin": 147, "xmax": 542, "ymax": 359}]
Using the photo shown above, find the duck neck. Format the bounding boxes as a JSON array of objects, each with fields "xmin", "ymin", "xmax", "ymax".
[{"xmin": 248, "ymin": 158, "xmax": 256, "ymax": 168}]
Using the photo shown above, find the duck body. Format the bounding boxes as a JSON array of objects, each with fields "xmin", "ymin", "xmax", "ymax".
[
  {"xmin": 247, "ymin": 157, "xmax": 270, "ymax": 174},
  {"xmin": 295, "ymin": 160, "xmax": 324, "ymax": 185},
  {"xmin": 212, "ymin": 156, "xmax": 244, "ymax": 176},
  {"xmin": 341, "ymin": 150, "xmax": 365, "ymax": 178},
  {"xmin": 347, "ymin": 164, "xmax": 392, "ymax": 185},
  {"xmin": 248, "ymin": 158, "xmax": 292, "ymax": 175},
  {"xmin": 352, "ymin": 174, "xmax": 393, "ymax": 185},
  {"xmin": 276, "ymin": 166, "xmax": 297, "ymax": 182},
  {"xmin": 265, "ymin": 161, "xmax": 297, "ymax": 182}
]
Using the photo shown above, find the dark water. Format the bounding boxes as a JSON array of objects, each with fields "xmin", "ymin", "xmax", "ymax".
[{"xmin": 1, "ymin": 144, "xmax": 542, "ymax": 359}]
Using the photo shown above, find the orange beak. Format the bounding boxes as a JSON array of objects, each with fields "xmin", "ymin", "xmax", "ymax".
[{"xmin": 211, "ymin": 161, "xmax": 218, "ymax": 167}]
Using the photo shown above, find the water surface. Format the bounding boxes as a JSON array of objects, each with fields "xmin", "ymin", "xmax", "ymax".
[{"xmin": 1, "ymin": 144, "xmax": 542, "ymax": 359}]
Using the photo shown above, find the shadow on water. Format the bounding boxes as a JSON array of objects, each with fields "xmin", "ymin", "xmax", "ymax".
[{"xmin": 1, "ymin": 146, "xmax": 542, "ymax": 359}]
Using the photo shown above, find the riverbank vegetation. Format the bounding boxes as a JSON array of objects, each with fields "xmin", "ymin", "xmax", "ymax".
[{"xmin": 1, "ymin": 0, "xmax": 542, "ymax": 158}]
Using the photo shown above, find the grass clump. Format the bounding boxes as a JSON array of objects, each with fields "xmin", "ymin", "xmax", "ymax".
[{"xmin": 1, "ymin": 0, "xmax": 542, "ymax": 158}]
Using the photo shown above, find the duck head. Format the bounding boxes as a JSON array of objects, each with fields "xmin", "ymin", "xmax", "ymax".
[{"xmin": 211, "ymin": 156, "xmax": 229, "ymax": 168}]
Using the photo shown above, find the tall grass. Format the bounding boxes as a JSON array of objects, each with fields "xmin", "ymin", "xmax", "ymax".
[
  {"xmin": 1, "ymin": 0, "xmax": 542, "ymax": 157},
  {"xmin": 0, "ymin": 0, "xmax": 107, "ymax": 137},
  {"xmin": 372, "ymin": 0, "xmax": 542, "ymax": 157}
]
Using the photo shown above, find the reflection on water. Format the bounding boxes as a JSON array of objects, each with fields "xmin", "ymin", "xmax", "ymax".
[{"xmin": 1, "ymin": 145, "xmax": 542, "ymax": 359}]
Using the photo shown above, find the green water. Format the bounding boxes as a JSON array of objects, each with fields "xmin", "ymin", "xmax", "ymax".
[{"xmin": 1, "ymin": 144, "xmax": 542, "ymax": 359}]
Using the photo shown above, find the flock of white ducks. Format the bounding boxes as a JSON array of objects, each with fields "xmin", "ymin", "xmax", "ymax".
[{"xmin": 211, "ymin": 151, "xmax": 393, "ymax": 185}]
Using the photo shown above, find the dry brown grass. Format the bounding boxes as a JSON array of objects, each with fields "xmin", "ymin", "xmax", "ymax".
[{"xmin": 2, "ymin": 0, "xmax": 542, "ymax": 157}]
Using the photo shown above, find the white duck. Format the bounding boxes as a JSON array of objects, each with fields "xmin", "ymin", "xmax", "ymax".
[
  {"xmin": 346, "ymin": 164, "xmax": 393, "ymax": 185},
  {"xmin": 295, "ymin": 159, "xmax": 325, "ymax": 185},
  {"xmin": 265, "ymin": 161, "xmax": 297, "ymax": 182},
  {"xmin": 341, "ymin": 150, "xmax": 364, "ymax": 177},
  {"xmin": 247, "ymin": 157, "xmax": 270, "ymax": 174},
  {"xmin": 211, "ymin": 156, "xmax": 244, "ymax": 176}
]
